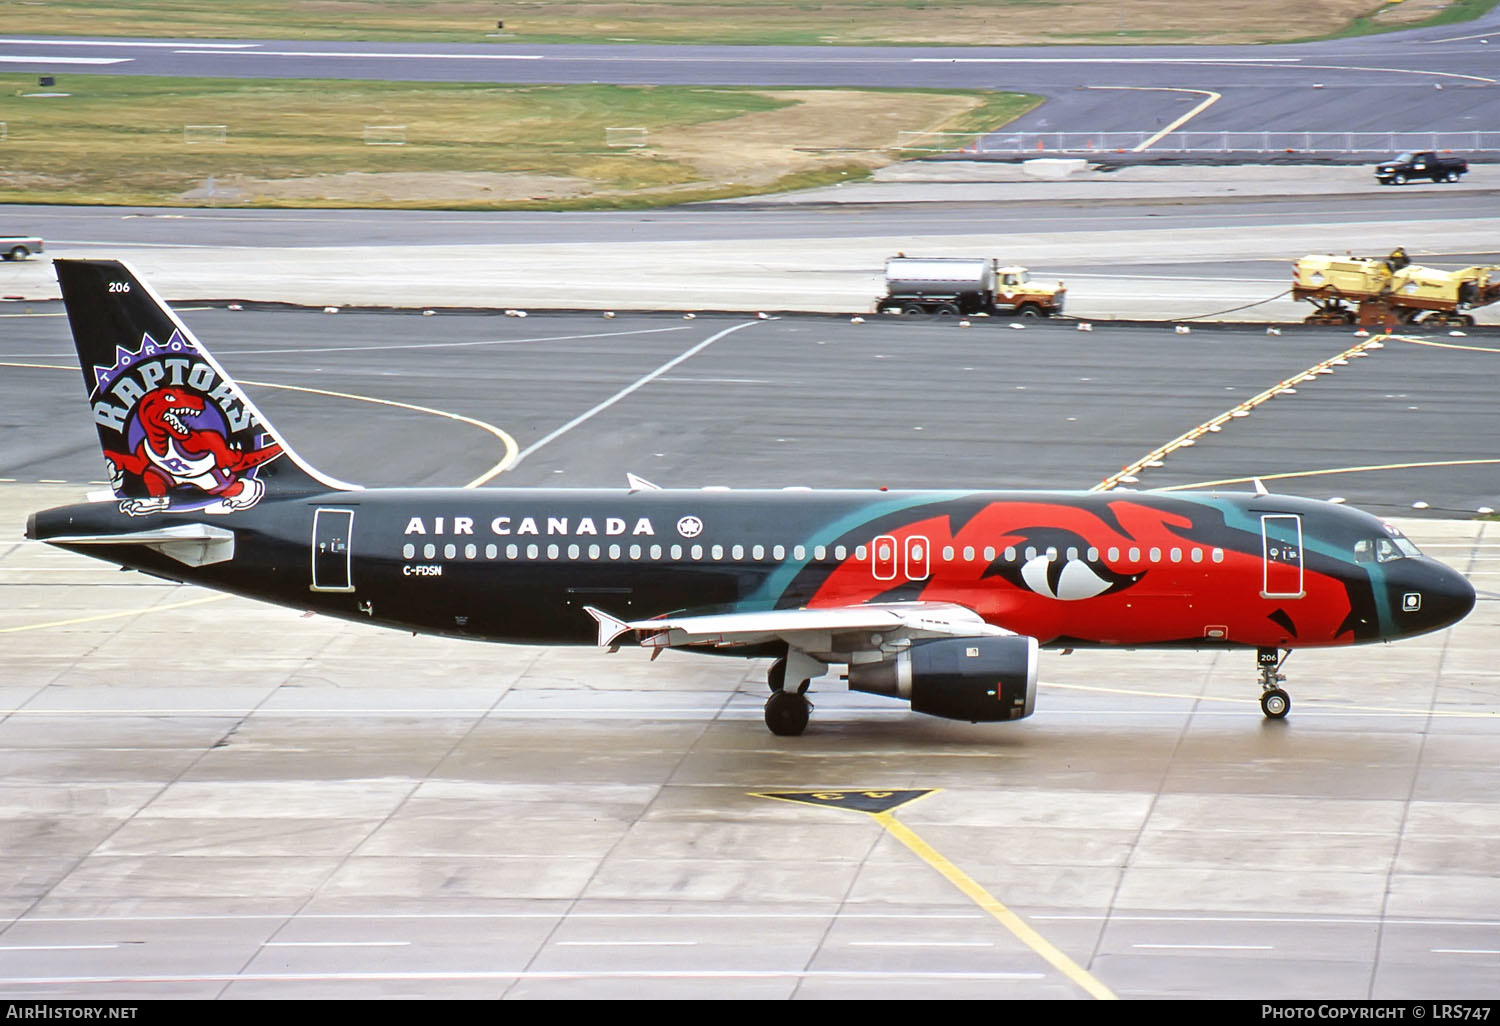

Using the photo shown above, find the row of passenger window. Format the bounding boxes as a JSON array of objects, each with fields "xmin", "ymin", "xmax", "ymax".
[
  {"xmin": 406, "ymin": 541, "xmax": 827, "ymax": 562},
  {"xmin": 401, "ymin": 541, "xmax": 1227, "ymax": 565}
]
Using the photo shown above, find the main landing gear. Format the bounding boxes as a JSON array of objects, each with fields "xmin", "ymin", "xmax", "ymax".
[
  {"xmin": 1257, "ymin": 647, "xmax": 1291, "ymax": 719},
  {"xmin": 763, "ymin": 653, "xmax": 820, "ymax": 737}
]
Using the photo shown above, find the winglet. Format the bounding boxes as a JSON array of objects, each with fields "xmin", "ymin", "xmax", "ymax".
[
  {"xmin": 1252, "ymin": 477, "xmax": 1270, "ymax": 496},
  {"xmin": 583, "ymin": 605, "xmax": 632, "ymax": 648},
  {"xmin": 626, "ymin": 473, "xmax": 661, "ymax": 493}
]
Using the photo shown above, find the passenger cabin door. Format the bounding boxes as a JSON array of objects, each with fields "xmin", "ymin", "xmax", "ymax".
[
  {"xmin": 1260, "ymin": 514, "xmax": 1304, "ymax": 599},
  {"xmin": 311, "ymin": 508, "xmax": 356, "ymax": 592}
]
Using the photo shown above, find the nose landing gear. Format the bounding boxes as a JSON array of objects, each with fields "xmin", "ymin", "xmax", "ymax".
[{"xmin": 1258, "ymin": 647, "xmax": 1291, "ymax": 719}]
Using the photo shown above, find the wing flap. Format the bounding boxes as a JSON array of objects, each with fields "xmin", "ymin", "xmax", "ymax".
[{"xmin": 587, "ymin": 602, "xmax": 1008, "ymax": 652}]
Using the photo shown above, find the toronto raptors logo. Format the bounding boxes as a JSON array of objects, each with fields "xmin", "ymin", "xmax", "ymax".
[{"xmin": 89, "ymin": 330, "xmax": 283, "ymax": 516}]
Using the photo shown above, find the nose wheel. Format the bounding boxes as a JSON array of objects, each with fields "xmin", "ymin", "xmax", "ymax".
[{"xmin": 1258, "ymin": 648, "xmax": 1291, "ymax": 719}]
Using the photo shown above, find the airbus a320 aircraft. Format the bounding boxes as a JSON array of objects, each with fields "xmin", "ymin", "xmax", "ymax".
[{"xmin": 27, "ymin": 260, "xmax": 1476, "ymax": 735}]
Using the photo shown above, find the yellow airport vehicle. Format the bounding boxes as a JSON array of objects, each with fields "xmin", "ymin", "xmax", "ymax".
[{"xmin": 1292, "ymin": 249, "xmax": 1500, "ymax": 327}]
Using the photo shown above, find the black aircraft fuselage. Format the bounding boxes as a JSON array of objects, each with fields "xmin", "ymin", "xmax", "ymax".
[
  {"xmin": 23, "ymin": 259, "xmax": 1477, "ymax": 735},
  {"xmin": 28, "ymin": 485, "xmax": 1475, "ymax": 654}
]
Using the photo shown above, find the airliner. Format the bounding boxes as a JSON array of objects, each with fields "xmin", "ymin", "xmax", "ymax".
[{"xmin": 26, "ymin": 259, "xmax": 1476, "ymax": 735}]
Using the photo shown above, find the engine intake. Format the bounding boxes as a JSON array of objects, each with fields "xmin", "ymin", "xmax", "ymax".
[{"xmin": 847, "ymin": 636, "xmax": 1038, "ymax": 722}]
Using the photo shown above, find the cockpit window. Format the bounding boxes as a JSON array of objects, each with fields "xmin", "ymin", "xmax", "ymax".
[{"xmin": 1354, "ymin": 534, "xmax": 1422, "ymax": 563}]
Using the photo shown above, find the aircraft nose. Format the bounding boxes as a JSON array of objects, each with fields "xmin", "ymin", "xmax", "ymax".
[{"xmin": 1389, "ymin": 559, "xmax": 1475, "ymax": 637}]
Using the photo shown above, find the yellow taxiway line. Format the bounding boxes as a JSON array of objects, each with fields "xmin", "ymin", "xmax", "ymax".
[
  {"xmin": 755, "ymin": 790, "xmax": 1116, "ymax": 1000},
  {"xmin": 872, "ymin": 810, "xmax": 1118, "ymax": 1000},
  {"xmin": 0, "ymin": 593, "xmax": 229, "ymax": 634}
]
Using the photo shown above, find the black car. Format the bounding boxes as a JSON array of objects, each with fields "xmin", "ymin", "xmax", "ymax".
[{"xmin": 1375, "ymin": 151, "xmax": 1468, "ymax": 185}]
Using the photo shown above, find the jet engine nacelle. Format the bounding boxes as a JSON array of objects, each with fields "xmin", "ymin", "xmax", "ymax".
[{"xmin": 847, "ymin": 635, "xmax": 1039, "ymax": 722}]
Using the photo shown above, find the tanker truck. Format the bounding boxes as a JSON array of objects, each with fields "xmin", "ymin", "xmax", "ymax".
[{"xmin": 876, "ymin": 257, "xmax": 1065, "ymax": 318}]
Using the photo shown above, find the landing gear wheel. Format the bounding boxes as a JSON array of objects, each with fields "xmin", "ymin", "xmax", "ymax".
[
  {"xmin": 764, "ymin": 689, "xmax": 811, "ymax": 736},
  {"xmin": 767, "ymin": 657, "xmax": 787, "ymax": 693},
  {"xmin": 1261, "ymin": 688, "xmax": 1291, "ymax": 719}
]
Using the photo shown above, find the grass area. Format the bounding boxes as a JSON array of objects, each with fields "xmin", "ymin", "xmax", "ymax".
[
  {"xmin": 0, "ymin": 74, "xmax": 1039, "ymax": 209},
  {"xmin": 2, "ymin": 0, "xmax": 1493, "ymax": 45},
  {"xmin": 1305, "ymin": 0, "xmax": 1500, "ymax": 40}
]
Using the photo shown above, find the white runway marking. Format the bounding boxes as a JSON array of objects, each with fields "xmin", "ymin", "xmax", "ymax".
[
  {"xmin": 512, "ymin": 319, "xmax": 764, "ymax": 468},
  {"xmin": 556, "ymin": 940, "xmax": 697, "ymax": 947},
  {"xmin": 1132, "ymin": 944, "xmax": 1274, "ymax": 951},
  {"xmin": 223, "ymin": 324, "xmax": 691, "ymax": 358},
  {"xmin": 0, "ymin": 970, "xmax": 1050, "ymax": 985},
  {"xmin": 1431, "ymin": 949, "xmax": 1500, "ymax": 955},
  {"xmin": 911, "ymin": 57, "xmax": 1297, "ymax": 64},
  {"xmin": 262, "ymin": 941, "xmax": 411, "ymax": 948},
  {"xmin": 194, "ymin": 50, "xmax": 544, "ymax": 61},
  {"xmin": 1295, "ymin": 62, "xmax": 1498, "ymax": 85},
  {"xmin": 12, "ymin": 911, "xmax": 1500, "ymax": 928},
  {"xmin": 0, "ymin": 56, "xmax": 130, "ymax": 65},
  {"xmin": 0, "ymin": 38, "xmax": 256, "ymax": 48},
  {"xmin": 850, "ymin": 941, "xmax": 996, "ymax": 948},
  {"xmin": 1422, "ymin": 32, "xmax": 1497, "ymax": 43}
]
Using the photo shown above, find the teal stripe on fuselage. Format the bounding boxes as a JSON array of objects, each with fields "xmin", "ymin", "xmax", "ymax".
[
  {"xmin": 1165, "ymin": 491, "xmax": 1394, "ymax": 635},
  {"xmin": 739, "ymin": 489, "xmax": 979, "ymax": 611}
]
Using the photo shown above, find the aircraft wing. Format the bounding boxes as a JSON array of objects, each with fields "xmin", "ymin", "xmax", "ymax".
[{"xmin": 583, "ymin": 601, "xmax": 1009, "ymax": 651}]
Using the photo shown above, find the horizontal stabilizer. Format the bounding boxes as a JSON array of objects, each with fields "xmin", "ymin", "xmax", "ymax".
[{"xmin": 45, "ymin": 523, "xmax": 235, "ymax": 567}]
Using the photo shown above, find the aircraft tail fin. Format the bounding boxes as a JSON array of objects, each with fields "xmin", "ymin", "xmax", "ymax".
[{"xmin": 54, "ymin": 259, "xmax": 355, "ymax": 516}]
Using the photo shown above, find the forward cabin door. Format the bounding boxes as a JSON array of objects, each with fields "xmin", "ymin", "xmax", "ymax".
[
  {"xmin": 1260, "ymin": 514, "xmax": 1304, "ymax": 599},
  {"xmin": 311, "ymin": 507, "xmax": 356, "ymax": 592}
]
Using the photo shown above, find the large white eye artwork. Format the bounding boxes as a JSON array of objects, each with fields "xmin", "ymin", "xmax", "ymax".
[{"xmin": 1019, "ymin": 554, "xmax": 1119, "ymax": 600}]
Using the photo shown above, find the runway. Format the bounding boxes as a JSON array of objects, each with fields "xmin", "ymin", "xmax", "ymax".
[
  {"xmin": 3, "ymin": 12, "xmax": 1500, "ymax": 1001},
  {"xmin": 3, "ymin": 303, "xmax": 1500, "ymax": 998},
  {"xmin": 5, "ymin": 309, "xmax": 1500, "ymax": 511},
  {"xmin": 2, "ymin": 167, "xmax": 1497, "ymax": 318},
  {"xmin": 2, "ymin": 22, "xmax": 1497, "ymax": 142}
]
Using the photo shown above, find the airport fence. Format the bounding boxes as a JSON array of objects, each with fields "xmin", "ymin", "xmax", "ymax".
[{"xmin": 896, "ymin": 130, "xmax": 1500, "ymax": 156}]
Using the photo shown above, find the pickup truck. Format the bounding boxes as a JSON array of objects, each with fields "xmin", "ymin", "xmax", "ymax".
[
  {"xmin": 1375, "ymin": 152, "xmax": 1467, "ymax": 185},
  {"xmin": 0, "ymin": 235, "xmax": 44, "ymax": 260}
]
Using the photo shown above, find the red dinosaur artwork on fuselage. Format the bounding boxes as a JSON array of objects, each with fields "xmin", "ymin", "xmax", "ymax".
[{"xmin": 104, "ymin": 386, "xmax": 282, "ymax": 516}]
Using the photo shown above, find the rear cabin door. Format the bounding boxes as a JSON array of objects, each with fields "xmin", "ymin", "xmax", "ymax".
[
  {"xmin": 1260, "ymin": 514, "xmax": 1304, "ymax": 599},
  {"xmin": 311, "ymin": 508, "xmax": 356, "ymax": 592}
]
